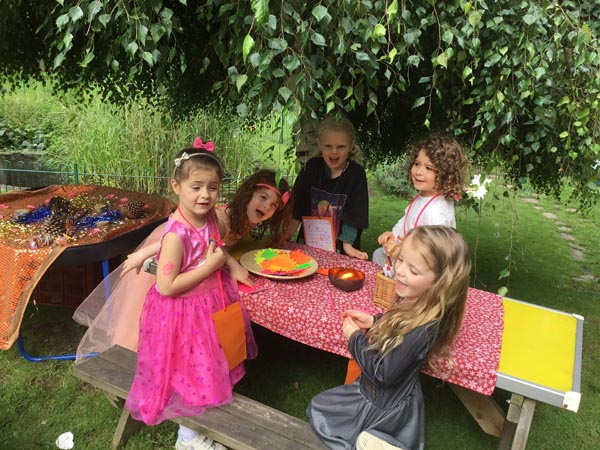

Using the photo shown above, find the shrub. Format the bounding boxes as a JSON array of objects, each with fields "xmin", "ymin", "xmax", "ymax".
[{"xmin": 373, "ymin": 154, "xmax": 416, "ymax": 197}]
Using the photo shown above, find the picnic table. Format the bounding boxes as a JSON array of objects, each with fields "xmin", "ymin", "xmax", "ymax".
[{"xmin": 232, "ymin": 242, "xmax": 583, "ymax": 450}]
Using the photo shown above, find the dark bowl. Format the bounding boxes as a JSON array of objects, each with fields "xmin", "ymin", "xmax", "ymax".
[{"xmin": 328, "ymin": 267, "xmax": 366, "ymax": 292}]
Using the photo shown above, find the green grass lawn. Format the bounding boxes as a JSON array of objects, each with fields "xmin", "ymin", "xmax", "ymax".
[{"xmin": 1, "ymin": 180, "xmax": 599, "ymax": 450}]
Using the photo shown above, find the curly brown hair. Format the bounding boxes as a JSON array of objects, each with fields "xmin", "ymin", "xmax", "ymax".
[
  {"xmin": 226, "ymin": 169, "xmax": 293, "ymax": 246},
  {"xmin": 406, "ymin": 134, "xmax": 468, "ymax": 198}
]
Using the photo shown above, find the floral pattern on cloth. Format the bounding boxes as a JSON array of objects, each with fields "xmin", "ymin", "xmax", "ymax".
[{"xmin": 240, "ymin": 243, "xmax": 503, "ymax": 396}]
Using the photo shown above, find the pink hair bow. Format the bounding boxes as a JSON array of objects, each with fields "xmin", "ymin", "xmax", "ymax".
[{"xmin": 193, "ymin": 137, "xmax": 215, "ymax": 152}]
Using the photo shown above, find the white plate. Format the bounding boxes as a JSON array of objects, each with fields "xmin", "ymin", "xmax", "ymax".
[{"xmin": 239, "ymin": 249, "xmax": 318, "ymax": 280}]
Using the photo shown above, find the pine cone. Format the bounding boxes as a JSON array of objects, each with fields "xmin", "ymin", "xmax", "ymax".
[
  {"xmin": 65, "ymin": 213, "xmax": 83, "ymax": 236},
  {"xmin": 39, "ymin": 214, "xmax": 66, "ymax": 245},
  {"xmin": 120, "ymin": 201, "xmax": 146, "ymax": 219},
  {"xmin": 48, "ymin": 196, "xmax": 72, "ymax": 215}
]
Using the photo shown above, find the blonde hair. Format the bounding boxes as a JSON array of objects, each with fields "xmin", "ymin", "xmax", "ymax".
[
  {"xmin": 407, "ymin": 134, "xmax": 468, "ymax": 198},
  {"xmin": 314, "ymin": 115, "xmax": 361, "ymax": 161},
  {"xmin": 367, "ymin": 226, "xmax": 471, "ymax": 359}
]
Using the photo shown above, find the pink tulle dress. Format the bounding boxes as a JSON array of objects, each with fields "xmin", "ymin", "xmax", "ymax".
[
  {"xmin": 73, "ymin": 205, "xmax": 242, "ymax": 359},
  {"xmin": 124, "ymin": 211, "xmax": 257, "ymax": 425}
]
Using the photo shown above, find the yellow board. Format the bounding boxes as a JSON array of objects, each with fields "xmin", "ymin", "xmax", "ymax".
[{"xmin": 498, "ymin": 298, "xmax": 577, "ymax": 393}]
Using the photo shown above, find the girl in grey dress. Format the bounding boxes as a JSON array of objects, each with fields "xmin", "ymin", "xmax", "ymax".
[{"xmin": 307, "ymin": 226, "xmax": 472, "ymax": 450}]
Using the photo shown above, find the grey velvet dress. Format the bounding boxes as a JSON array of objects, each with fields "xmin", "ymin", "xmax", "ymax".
[{"xmin": 307, "ymin": 323, "xmax": 438, "ymax": 450}]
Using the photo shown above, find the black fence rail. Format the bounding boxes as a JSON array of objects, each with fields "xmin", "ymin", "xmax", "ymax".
[{"xmin": 0, "ymin": 164, "xmax": 248, "ymax": 205}]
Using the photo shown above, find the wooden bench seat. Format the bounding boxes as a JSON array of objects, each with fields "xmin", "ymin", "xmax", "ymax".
[{"xmin": 73, "ymin": 345, "xmax": 327, "ymax": 450}]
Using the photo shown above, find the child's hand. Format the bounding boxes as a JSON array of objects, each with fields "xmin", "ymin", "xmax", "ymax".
[
  {"xmin": 121, "ymin": 251, "xmax": 147, "ymax": 276},
  {"xmin": 342, "ymin": 315, "xmax": 361, "ymax": 339},
  {"xmin": 377, "ymin": 231, "xmax": 394, "ymax": 246},
  {"xmin": 382, "ymin": 239, "xmax": 397, "ymax": 254},
  {"xmin": 228, "ymin": 260, "xmax": 254, "ymax": 287},
  {"xmin": 342, "ymin": 310, "xmax": 374, "ymax": 330},
  {"xmin": 204, "ymin": 241, "xmax": 227, "ymax": 270},
  {"xmin": 342, "ymin": 242, "xmax": 368, "ymax": 260}
]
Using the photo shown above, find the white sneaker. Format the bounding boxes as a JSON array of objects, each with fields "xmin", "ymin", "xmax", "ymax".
[
  {"xmin": 175, "ymin": 434, "xmax": 213, "ymax": 450},
  {"xmin": 356, "ymin": 431, "xmax": 404, "ymax": 450}
]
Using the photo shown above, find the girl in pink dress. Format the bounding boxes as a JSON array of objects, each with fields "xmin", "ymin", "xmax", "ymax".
[
  {"xmin": 73, "ymin": 168, "xmax": 292, "ymax": 358},
  {"xmin": 125, "ymin": 145, "xmax": 257, "ymax": 450}
]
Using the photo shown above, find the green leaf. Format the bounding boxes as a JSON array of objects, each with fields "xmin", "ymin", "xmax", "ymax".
[
  {"xmin": 372, "ymin": 24, "xmax": 386, "ymax": 39},
  {"xmin": 69, "ymin": 6, "xmax": 84, "ymax": 23},
  {"xmin": 468, "ymin": 11, "xmax": 482, "ymax": 28},
  {"xmin": 151, "ymin": 23, "xmax": 165, "ymax": 42},
  {"xmin": 88, "ymin": 1, "xmax": 103, "ymax": 19},
  {"xmin": 387, "ymin": 0, "xmax": 398, "ymax": 21},
  {"xmin": 242, "ymin": 34, "xmax": 255, "ymax": 64},
  {"xmin": 498, "ymin": 269, "xmax": 510, "ymax": 280},
  {"xmin": 412, "ymin": 97, "xmax": 426, "ymax": 109},
  {"xmin": 142, "ymin": 51, "xmax": 154, "ymax": 67},
  {"xmin": 80, "ymin": 51, "xmax": 95, "ymax": 67},
  {"xmin": 533, "ymin": 67, "xmax": 546, "ymax": 80},
  {"xmin": 326, "ymin": 101, "xmax": 335, "ymax": 114},
  {"xmin": 282, "ymin": 55, "xmax": 300, "ymax": 74},
  {"xmin": 53, "ymin": 52, "xmax": 66, "ymax": 69},
  {"xmin": 278, "ymin": 86, "xmax": 292, "ymax": 102},
  {"xmin": 63, "ymin": 32, "xmax": 73, "ymax": 49},
  {"xmin": 388, "ymin": 48, "xmax": 397, "ymax": 63},
  {"xmin": 523, "ymin": 14, "xmax": 536, "ymax": 25},
  {"xmin": 236, "ymin": 74, "xmax": 248, "ymax": 92},
  {"xmin": 462, "ymin": 66, "xmax": 472, "ymax": 80},
  {"xmin": 312, "ymin": 5, "xmax": 329, "ymax": 22},
  {"xmin": 269, "ymin": 38, "xmax": 288, "ymax": 51},
  {"xmin": 497, "ymin": 286, "xmax": 508, "ymax": 297},
  {"xmin": 56, "ymin": 14, "xmax": 69, "ymax": 30},
  {"xmin": 436, "ymin": 52, "xmax": 448, "ymax": 69},
  {"xmin": 311, "ymin": 33, "xmax": 326, "ymax": 47},
  {"xmin": 251, "ymin": 0, "xmax": 269, "ymax": 26},
  {"xmin": 138, "ymin": 25, "xmax": 148, "ymax": 46},
  {"xmin": 407, "ymin": 54, "xmax": 420, "ymax": 67},
  {"xmin": 99, "ymin": 14, "xmax": 111, "ymax": 28},
  {"xmin": 126, "ymin": 42, "xmax": 139, "ymax": 57}
]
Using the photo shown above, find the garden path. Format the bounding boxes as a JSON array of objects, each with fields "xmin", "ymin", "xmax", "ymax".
[{"xmin": 521, "ymin": 197, "xmax": 597, "ymax": 284}]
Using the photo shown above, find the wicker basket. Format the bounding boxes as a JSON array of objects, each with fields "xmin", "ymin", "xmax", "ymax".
[{"xmin": 373, "ymin": 271, "xmax": 398, "ymax": 310}]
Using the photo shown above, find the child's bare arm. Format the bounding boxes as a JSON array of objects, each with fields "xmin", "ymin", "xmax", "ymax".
[
  {"xmin": 224, "ymin": 251, "xmax": 254, "ymax": 287},
  {"xmin": 121, "ymin": 241, "xmax": 161, "ymax": 276},
  {"xmin": 156, "ymin": 236, "xmax": 226, "ymax": 296}
]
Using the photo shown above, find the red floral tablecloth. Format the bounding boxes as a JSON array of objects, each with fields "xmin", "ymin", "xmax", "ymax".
[{"xmin": 240, "ymin": 243, "xmax": 504, "ymax": 396}]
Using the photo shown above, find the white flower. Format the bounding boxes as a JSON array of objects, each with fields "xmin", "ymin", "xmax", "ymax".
[{"xmin": 466, "ymin": 174, "xmax": 492, "ymax": 200}]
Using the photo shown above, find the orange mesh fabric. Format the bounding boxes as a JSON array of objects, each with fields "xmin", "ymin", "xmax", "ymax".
[{"xmin": 0, "ymin": 185, "xmax": 175, "ymax": 349}]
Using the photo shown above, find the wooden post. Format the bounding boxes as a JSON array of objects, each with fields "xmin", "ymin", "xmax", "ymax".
[
  {"xmin": 449, "ymin": 383, "xmax": 505, "ymax": 437},
  {"xmin": 498, "ymin": 394, "xmax": 536, "ymax": 450},
  {"xmin": 111, "ymin": 401, "xmax": 144, "ymax": 449}
]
